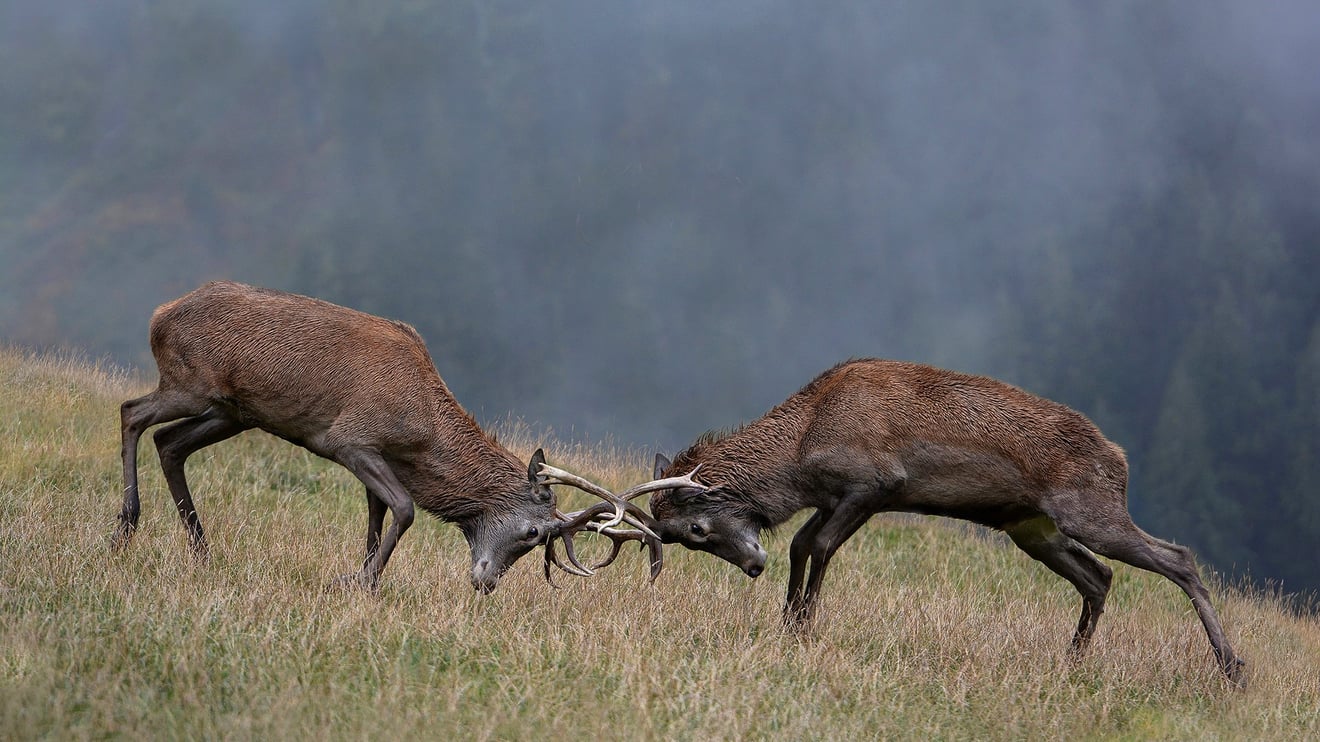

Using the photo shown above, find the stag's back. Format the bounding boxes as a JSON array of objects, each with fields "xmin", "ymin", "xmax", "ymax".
[
  {"xmin": 148, "ymin": 281, "xmax": 451, "ymax": 446},
  {"xmin": 798, "ymin": 359, "xmax": 1126, "ymax": 489}
]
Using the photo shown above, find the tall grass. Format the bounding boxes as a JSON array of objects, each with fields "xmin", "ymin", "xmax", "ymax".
[{"xmin": 1, "ymin": 346, "xmax": 1317, "ymax": 740}]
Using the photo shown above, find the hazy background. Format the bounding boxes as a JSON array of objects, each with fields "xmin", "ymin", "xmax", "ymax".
[{"xmin": 2, "ymin": 1, "xmax": 1317, "ymax": 595}]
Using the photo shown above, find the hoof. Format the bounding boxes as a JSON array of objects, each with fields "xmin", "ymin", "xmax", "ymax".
[
  {"xmin": 110, "ymin": 524, "xmax": 135, "ymax": 551},
  {"xmin": 781, "ymin": 603, "xmax": 814, "ymax": 630},
  {"xmin": 326, "ymin": 573, "xmax": 377, "ymax": 594},
  {"xmin": 1224, "ymin": 657, "xmax": 1247, "ymax": 689}
]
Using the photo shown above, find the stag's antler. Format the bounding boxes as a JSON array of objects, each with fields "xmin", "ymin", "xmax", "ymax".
[{"xmin": 538, "ymin": 463, "xmax": 705, "ymax": 585}]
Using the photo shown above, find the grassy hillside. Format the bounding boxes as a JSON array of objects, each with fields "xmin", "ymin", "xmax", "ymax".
[{"xmin": 1, "ymin": 347, "xmax": 1317, "ymax": 740}]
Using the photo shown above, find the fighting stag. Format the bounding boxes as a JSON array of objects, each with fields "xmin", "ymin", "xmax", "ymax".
[
  {"xmin": 114, "ymin": 281, "xmax": 624, "ymax": 593},
  {"xmin": 647, "ymin": 358, "xmax": 1245, "ymax": 686}
]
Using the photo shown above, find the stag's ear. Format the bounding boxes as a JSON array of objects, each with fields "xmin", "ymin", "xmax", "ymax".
[
  {"xmin": 654, "ymin": 453, "xmax": 671, "ymax": 479},
  {"xmin": 528, "ymin": 448, "xmax": 553, "ymax": 503},
  {"xmin": 668, "ymin": 485, "xmax": 705, "ymax": 506},
  {"xmin": 528, "ymin": 448, "xmax": 548, "ymax": 484}
]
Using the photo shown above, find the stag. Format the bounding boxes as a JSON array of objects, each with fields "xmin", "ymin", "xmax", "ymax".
[
  {"xmin": 114, "ymin": 281, "xmax": 633, "ymax": 592},
  {"xmin": 646, "ymin": 358, "xmax": 1245, "ymax": 685}
]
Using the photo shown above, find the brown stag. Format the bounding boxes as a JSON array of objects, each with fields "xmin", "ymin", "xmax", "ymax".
[
  {"xmin": 114, "ymin": 281, "xmax": 632, "ymax": 592},
  {"xmin": 646, "ymin": 358, "xmax": 1245, "ymax": 685}
]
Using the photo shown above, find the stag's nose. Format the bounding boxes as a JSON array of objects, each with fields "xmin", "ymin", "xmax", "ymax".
[
  {"xmin": 743, "ymin": 541, "xmax": 767, "ymax": 578},
  {"xmin": 471, "ymin": 559, "xmax": 500, "ymax": 594}
]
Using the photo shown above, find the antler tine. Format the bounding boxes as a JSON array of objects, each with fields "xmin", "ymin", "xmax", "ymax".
[
  {"xmin": 539, "ymin": 463, "xmax": 628, "ymax": 528},
  {"xmin": 544, "ymin": 536, "xmax": 588, "ymax": 587},
  {"xmin": 615, "ymin": 465, "xmax": 705, "ymax": 501},
  {"xmin": 615, "ymin": 510, "xmax": 660, "ymax": 542},
  {"xmin": 545, "ymin": 521, "xmax": 601, "ymax": 580},
  {"xmin": 585, "ymin": 528, "xmax": 629, "ymax": 570},
  {"xmin": 540, "ymin": 464, "xmax": 680, "ymax": 537},
  {"xmin": 543, "ymin": 502, "xmax": 614, "ymax": 580},
  {"xmin": 584, "ymin": 521, "xmax": 661, "ymax": 581},
  {"xmin": 551, "ymin": 483, "xmax": 662, "ymax": 542},
  {"xmin": 582, "ymin": 513, "xmax": 651, "ymax": 568},
  {"xmin": 539, "ymin": 463, "xmax": 616, "ymax": 498},
  {"xmin": 554, "ymin": 500, "xmax": 617, "ymax": 532}
]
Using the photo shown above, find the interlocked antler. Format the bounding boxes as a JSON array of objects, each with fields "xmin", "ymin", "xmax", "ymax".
[{"xmin": 538, "ymin": 463, "xmax": 705, "ymax": 585}]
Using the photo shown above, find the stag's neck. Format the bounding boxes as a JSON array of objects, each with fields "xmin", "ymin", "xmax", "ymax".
[
  {"xmin": 390, "ymin": 403, "xmax": 527, "ymax": 522},
  {"xmin": 680, "ymin": 400, "xmax": 813, "ymax": 527}
]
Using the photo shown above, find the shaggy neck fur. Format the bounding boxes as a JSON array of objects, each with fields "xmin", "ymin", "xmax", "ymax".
[
  {"xmin": 669, "ymin": 394, "xmax": 815, "ymax": 529},
  {"xmin": 390, "ymin": 392, "xmax": 538, "ymax": 523}
]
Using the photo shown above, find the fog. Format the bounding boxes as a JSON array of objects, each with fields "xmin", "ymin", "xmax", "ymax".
[{"xmin": 2, "ymin": 0, "xmax": 1318, "ymax": 592}]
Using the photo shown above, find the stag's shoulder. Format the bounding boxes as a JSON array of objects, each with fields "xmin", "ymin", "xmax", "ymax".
[
  {"xmin": 816, "ymin": 359, "xmax": 1041, "ymax": 401},
  {"xmin": 798, "ymin": 358, "xmax": 966, "ymax": 397},
  {"xmin": 153, "ymin": 281, "xmax": 299, "ymax": 319}
]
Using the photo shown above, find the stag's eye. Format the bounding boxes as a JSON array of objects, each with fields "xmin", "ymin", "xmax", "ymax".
[
  {"xmin": 525, "ymin": 526, "xmax": 540, "ymax": 540},
  {"xmin": 690, "ymin": 523, "xmax": 705, "ymax": 537}
]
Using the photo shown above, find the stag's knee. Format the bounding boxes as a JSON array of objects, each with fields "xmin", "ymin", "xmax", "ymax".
[
  {"xmin": 152, "ymin": 428, "xmax": 184, "ymax": 469},
  {"xmin": 1155, "ymin": 538, "xmax": 1207, "ymax": 585},
  {"xmin": 121, "ymin": 395, "xmax": 158, "ymax": 437},
  {"xmin": 120, "ymin": 397, "xmax": 140, "ymax": 427},
  {"xmin": 789, "ymin": 529, "xmax": 813, "ymax": 561},
  {"xmin": 1088, "ymin": 551, "xmax": 1114, "ymax": 600},
  {"xmin": 1098, "ymin": 558, "xmax": 1114, "ymax": 585},
  {"xmin": 389, "ymin": 499, "xmax": 415, "ymax": 531}
]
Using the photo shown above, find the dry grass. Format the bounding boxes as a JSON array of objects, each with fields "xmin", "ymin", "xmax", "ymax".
[{"xmin": 2, "ymin": 346, "xmax": 1318, "ymax": 740}]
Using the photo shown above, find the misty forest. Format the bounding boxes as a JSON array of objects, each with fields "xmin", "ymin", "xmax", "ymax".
[{"xmin": 1, "ymin": 1, "xmax": 1317, "ymax": 597}]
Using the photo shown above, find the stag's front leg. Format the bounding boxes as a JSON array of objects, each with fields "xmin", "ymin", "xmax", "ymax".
[
  {"xmin": 335, "ymin": 449, "xmax": 414, "ymax": 591},
  {"xmin": 331, "ymin": 489, "xmax": 389, "ymax": 592},
  {"xmin": 794, "ymin": 501, "xmax": 873, "ymax": 626},
  {"xmin": 362, "ymin": 490, "xmax": 387, "ymax": 573},
  {"xmin": 784, "ymin": 510, "xmax": 828, "ymax": 628}
]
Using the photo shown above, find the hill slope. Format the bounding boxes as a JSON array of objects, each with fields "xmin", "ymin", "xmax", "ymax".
[{"xmin": 1, "ymin": 347, "xmax": 1317, "ymax": 739}]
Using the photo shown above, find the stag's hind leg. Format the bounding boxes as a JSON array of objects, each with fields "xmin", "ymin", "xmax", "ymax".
[
  {"xmin": 116, "ymin": 388, "xmax": 209, "ymax": 549},
  {"xmin": 152, "ymin": 408, "xmax": 249, "ymax": 560},
  {"xmin": 1004, "ymin": 515, "xmax": 1112, "ymax": 657},
  {"xmin": 1050, "ymin": 500, "xmax": 1245, "ymax": 686}
]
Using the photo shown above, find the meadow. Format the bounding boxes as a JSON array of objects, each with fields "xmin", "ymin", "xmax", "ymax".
[{"xmin": 1, "ymin": 347, "xmax": 1317, "ymax": 740}]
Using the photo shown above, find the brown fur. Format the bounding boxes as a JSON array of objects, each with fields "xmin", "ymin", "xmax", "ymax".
[
  {"xmin": 115, "ymin": 281, "xmax": 554, "ymax": 593},
  {"xmin": 652, "ymin": 358, "xmax": 1245, "ymax": 685}
]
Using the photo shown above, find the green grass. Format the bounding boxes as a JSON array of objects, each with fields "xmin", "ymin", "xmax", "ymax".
[{"xmin": 2, "ymin": 347, "xmax": 1318, "ymax": 740}]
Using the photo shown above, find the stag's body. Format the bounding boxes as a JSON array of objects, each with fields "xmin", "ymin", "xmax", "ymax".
[
  {"xmin": 651, "ymin": 358, "xmax": 1244, "ymax": 684},
  {"xmin": 115, "ymin": 281, "xmax": 555, "ymax": 592}
]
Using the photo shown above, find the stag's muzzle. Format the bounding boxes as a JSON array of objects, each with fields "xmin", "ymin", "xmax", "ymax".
[
  {"xmin": 743, "ymin": 540, "xmax": 768, "ymax": 578},
  {"xmin": 470, "ymin": 559, "xmax": 503, "ymax": 594}
]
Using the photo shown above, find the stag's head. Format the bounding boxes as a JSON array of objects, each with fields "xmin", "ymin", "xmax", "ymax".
[
  {"xmin": 647, "ymin": 453, "xmax": 768, "ymax": 579},
  {"xmin": 462, "ymin": 448, "xmax": 560, "ymax": 593}
]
